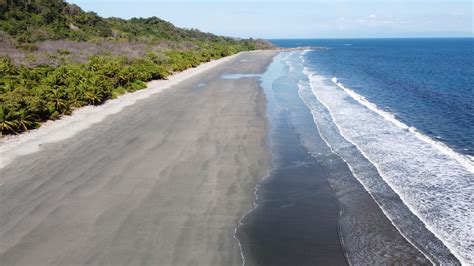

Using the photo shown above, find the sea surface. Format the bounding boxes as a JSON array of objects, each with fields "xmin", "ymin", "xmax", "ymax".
[{"xmin": 270, "ymin": 38, "xmax": 474, "ymax": 264}]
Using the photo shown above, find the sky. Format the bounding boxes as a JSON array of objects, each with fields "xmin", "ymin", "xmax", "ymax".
[{"xmin": 69, "ymin": 0, "xmax": 473, "ymax": 39}]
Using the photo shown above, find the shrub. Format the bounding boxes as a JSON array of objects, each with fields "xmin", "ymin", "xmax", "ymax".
[{"xmin": 0, "ymin": 0, "xmax": 274, "ymax": 135}]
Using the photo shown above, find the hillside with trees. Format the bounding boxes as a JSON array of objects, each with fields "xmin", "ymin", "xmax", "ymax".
[{"xmin": 0, "ymin": 0, "xmax": 274, "ymax": 134}]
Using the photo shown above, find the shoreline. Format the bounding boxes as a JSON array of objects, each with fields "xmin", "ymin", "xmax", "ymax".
[
  {"xmin": 235, "ymin": 52, "xmax": 348, "ymax": 265},
  {"xmin": 0, "ymin": 51, "xmax": 276, "ymax": 265},
  {"xmin": 0, "ymin": 52, "xmax": 246, "ymax": 170},
  {"xmin": 240, "ymin": 51, "xmax": 433, "ymax": 265},
  {"xmin": 0, "ymin": 48, "xmax": 452, "ymax": 265}
]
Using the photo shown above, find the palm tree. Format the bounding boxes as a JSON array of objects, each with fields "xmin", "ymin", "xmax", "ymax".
[
  {"xmin": 83, "ymin": 90, "xmax": 102, "ymax": 105},
  {"xmin": 0, "ymin": 106, "xmax": 18, "ymax": 135},
  {"xmin": 67, "ymin": 90, "xmax": 85, "ymax": 109},
  {"xmin": 49, "ymin": 89, "xmax": 67, "ymax": 113},
  {"xmin": 0, "ymin": 120, "xmax": 18, "ymax": 135},
  {"xmin": 16, "ymin": 112, "xmax": 33, "ymax": 132}
]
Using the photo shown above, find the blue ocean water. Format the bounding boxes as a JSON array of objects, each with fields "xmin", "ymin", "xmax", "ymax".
[
  {"xmin": 272, "ymin": 38, "xmax": 474, "ymax": 157},
  {"xmin": 270, "ymin": 39, "xmax": 474, "ymax": 264}
]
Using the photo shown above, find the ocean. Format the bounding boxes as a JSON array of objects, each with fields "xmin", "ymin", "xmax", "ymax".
[{"xmin": 269, "ymin": 38, "xmax": 474, "ymax": 264}]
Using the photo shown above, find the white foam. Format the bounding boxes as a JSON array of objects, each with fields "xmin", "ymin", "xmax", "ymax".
[
  {"xmin": 304, "ymin": 68, "xmax": 474, "ymax": 264},
  {"xmin": 330, "ymin": 77, "xmax": 474, "ymax": 172},
  {"xmin": 300, "ymin": 49, "xmax": 311, "ymax": 57},
  {"xmin": 0, "ymin": 54, "xmax": 239, "ymax": 171},
  {"xmin": 299, "ymin": 50, "xmax": 310, "ymax": 63}
]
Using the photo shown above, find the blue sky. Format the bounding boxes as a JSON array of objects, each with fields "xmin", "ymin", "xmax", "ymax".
[{"xmin": 70, "ymin": 0, "xmax": 473, "ymax": 39}]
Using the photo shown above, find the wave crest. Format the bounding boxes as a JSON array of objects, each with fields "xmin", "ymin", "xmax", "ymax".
[{"xmin": 302, "ymin": 65, "xmax": 473, "ymax": 264}]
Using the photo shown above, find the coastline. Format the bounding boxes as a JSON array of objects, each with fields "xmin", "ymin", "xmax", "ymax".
[
  {"xmin": 235, "ymin": 51, "xmax": 433, "ymax": 265},
  {"xmin": 235, "ymin": 53, "xmax": 348, "ymax": 265},
  {"xmin": 0, "ymin": 46, "xmax": 305, "ymax": 170},
  {"xmin": 0, "ymin": 52, "xmax": 244, "ymax": 170},
  {"xmin": 0, "ymin": 48, "xmax": 452, "ymax": 265},
  {"xmin": 0, "ymin": 51, "xmax": 276, "ymax": 265}
]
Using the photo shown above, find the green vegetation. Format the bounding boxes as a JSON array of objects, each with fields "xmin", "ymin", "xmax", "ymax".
[{"xmin": 0, "ymin": 0, "xmax": 274, "ymax": 135}]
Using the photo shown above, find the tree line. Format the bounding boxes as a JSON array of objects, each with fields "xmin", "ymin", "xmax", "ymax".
[{"xmin": 0, "ymin": 0, "xmax": 274, "ymax": 135}]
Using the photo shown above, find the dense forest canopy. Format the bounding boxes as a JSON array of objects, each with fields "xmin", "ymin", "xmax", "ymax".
[
  {"xmin": 0, "ymin": 0, "xmax": 242, "ymax": 43},
  {"xmin": 0, "ymin": 0, "xmax": 274, "ymax": 135}
]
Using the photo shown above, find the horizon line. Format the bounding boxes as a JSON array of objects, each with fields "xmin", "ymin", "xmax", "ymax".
[{"xmin": 264, "ymin": 36, "xmax": 474, "ymax": 40}]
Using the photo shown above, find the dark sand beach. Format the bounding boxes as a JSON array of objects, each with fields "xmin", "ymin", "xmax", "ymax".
[
  {"xmin": 0, "ymin": 50, "xmax": 434, "ymax": 265},
  {"xmin": 0, "ymin": 51, "xmax": 275, "ymax": 265}
]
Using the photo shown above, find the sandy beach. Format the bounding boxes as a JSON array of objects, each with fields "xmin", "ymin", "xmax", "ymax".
[
  {"xmin": 0, "ymin": 51, "xmax": 276, "ymax": 265},
  {"xmin": 1, "ymin": 0, "xmax": 471, "ymax": 264},
  {"xmin": 0, "ymin": 49, "xmax": 441, "ymax": 266},
  {"xmin": 0, "ymin": 52, "xmax": 241, "ymax": 170}
]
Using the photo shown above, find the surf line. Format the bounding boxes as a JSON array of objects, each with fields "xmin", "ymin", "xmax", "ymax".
[
  {"xmin": 330, "ymin": 77, "xmax": 473, "ymax": 173},
  {"xmin": 300, "ymin": 65, "xmax": 461, "ymax": 263}
]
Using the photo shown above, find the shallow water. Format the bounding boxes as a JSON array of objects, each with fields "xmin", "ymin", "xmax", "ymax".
[
  {"xmin": 271, "ymin": 39, "xmax": 472, "ymax": 263},
  {"xmin": 220, "ymin": 73, "xmax": 262, "ymax": 80},
  {"xmin": 194, "ymin": 82, "xmax": 207, "ymax": 88},
  {"xmin": 235, "ymin": 53, "xmax": 347, "ymax": 266},
  {"xmin": 235, "ymin": 53, "xmax": 432, "ymax": 265}
]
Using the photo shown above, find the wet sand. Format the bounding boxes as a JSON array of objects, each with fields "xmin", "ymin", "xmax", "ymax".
[
  {"xmin": 0, "ymin": 51, "xmax": 276, "ymax": 265},
  {"xmin": 235, "ymin": 53, "xmax": 431, "ymax": 265},
  {"xmin": 235, "ymin": 55, "xmax": 348, "ymax": 265},
  {"xmin": 236, "ymin": 99, "xmax": 348, "ymax": 265}
]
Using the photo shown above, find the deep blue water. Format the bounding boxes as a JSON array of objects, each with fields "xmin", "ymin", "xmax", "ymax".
[
  {"xmin": 271, "ymin": 38, "xmax": 474, "ymax": 156},
  {"xmin": 269, "ymin": 39, "xmax": 474, "ymax": 263}
]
